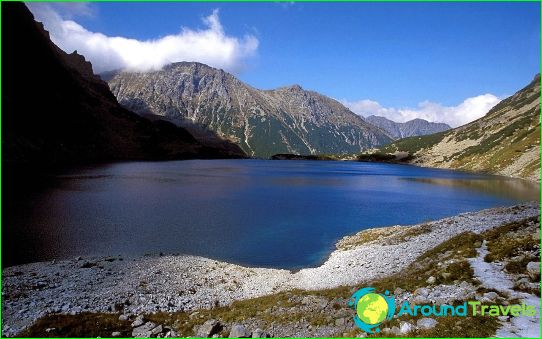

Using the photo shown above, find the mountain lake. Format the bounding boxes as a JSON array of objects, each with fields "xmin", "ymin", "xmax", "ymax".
[{"xmin": 5, "ymin": 159, "xmax": 539, "ymax": 269}]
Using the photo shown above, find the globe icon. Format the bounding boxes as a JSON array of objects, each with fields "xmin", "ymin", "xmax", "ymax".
[{"xmin": 356, "ymin": 293, "xmax": 388, "ymax": 325}]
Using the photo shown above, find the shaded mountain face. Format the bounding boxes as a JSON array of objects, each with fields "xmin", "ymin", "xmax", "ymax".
[
  {"xmin": 379, "ymin": 74, "xmax": 540, "ymax": 181},
  {"xmin": 366, "ymin": 116, "xmax": 451, "ymax": 139},
  {"xmin": 105, "ymin": 63, "xmax": 392, "ymax": 158},
  {"xmin": 1, "ymin": 2, "xmax": 246, "ymax": 168}
]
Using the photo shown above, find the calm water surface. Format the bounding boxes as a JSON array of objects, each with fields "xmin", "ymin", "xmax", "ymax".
[{"xmin": 6, "ymin": 160, "xmax": 539, "ymax": 269}]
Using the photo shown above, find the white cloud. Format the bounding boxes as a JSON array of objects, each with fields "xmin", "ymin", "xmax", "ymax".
[
  {"xmin": 342, "ymin": 94, "xmax": 501, "ymax": 127},
  {"xmin": 26, "ymin": 3, "xmax": 259, "ymax": 74}
]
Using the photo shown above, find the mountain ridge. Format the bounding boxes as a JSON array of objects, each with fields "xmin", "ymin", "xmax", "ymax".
[
  {"xmin": 365, "ymin": 115, "xmax": 451, "ymax": 139},
  {"xmin": 105, "ymin": 62, "xmax": 393, "ymax": 158},
  {"xmin": 2, "ymin": 3, "xmax": 246, "ymax": 168}
]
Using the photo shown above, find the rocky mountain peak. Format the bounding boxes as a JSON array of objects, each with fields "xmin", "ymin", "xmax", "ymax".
[
  {"xmin": 107, "ymin": 63, "xmax": 392, "ymax": 157},
  {"xmin": 366, "ymin": 115, "xmax": 451, "ymax": 139}
]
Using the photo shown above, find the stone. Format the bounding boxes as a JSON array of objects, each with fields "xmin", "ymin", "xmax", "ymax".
[
  {"xmin": 229, "ymin": 324, "xmax": 249, "ymax": 338},
  {"xmin": 252, "ymin": 329, "xmax": 264, "ymax": 338},
  {"xmin": 387, "ymin": 326, "xmax": 400, "ymax": 335},
  {"xmin": 318, "ymin": 299, "xmax": 328, "ymax": 309},
  {"xmin": 426, "ymin": 276, "xmax": 436, "ymax": 284},
  {"xmin": 164, "ymin": 329, "xmax": 179, "ymax": 338},
  {"xmin": 197, "ymin": 319, "xmax": 221, "ymax": 338},
  {"xmin": 482, "ymin": 292, "xmax": 499, "ymax": 302},
  {"xmin": 132, "ymin": 322, "xmax": 157, "ymax": 338},
  {"xmin": 119, "ymin": 314, "xmax": 128, "ymax": 321},
  {"xmin": 151, "ymin": 325, "xmax": 163, "ymax": 336},
  {"xmin": 131, "ymin": 315, "xmax": 145, "ymax": 328},
  {"xmin": 526, "ymin": 262, "xmax": 540, "ymax": 281},
  {"xmin": 417, "ymin": 318, "xmax": 438, "ymax": 330},
  {"xmin": 111, "ymin": 331, "xmax": 121, "ymax": 337},
  {"xmin": 415, "ymin": 287, "xmax": 430, "ymax": 297},
  {"xmin": 399, "ymin": 321, "xmax": 413, "ymax": 334}
]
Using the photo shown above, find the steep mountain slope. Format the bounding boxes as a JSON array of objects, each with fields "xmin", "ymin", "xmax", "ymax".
[
  {"xmin": 366, "ymin": 115, "xmax": 451, "ymax": 139},
  {"xmin": 378, "ymin": 74, "xmax": 540, "ymax": 181},
  {"xmin": 105, "ymin": 63, "xmax": 392, "ymax": 158},
  {"xmin": 2, "ymin": 2, "xmax": 245, "ymax": 168}
]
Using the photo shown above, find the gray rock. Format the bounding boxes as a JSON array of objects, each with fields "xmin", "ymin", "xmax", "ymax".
[
  {"xmin": 132, "ymin": 322, "xmax": 157, "ymax": 338},
  {"xmin": 197, "ymin": 319, "xmax": 221, "ymax": 338},
  {"xmin": 400, "ymin": 321, "xmax": 414, "ymax": 334},
  {"xmin": 417, "ymin": 318, "xmax": 438, "ymax": 329},
  {"xmin": 252, "ymin": 329, "xmax": 264, "ymax": 338},
  {"xmin": 526, "ymin": 262, "xmax": 540, "ymax": 281},
  {"xmin": 111, "ymin": 331, "xmax": 121, "ymax": 337},
  {"xmin": 318, "ymin": 299, "xmax": 328, "ymax": 309},
  {"xmin": 164, "ymin": 329, "xmax": 179, "ymax": 338},
  {"xmin": 151, "ymin": 325, "xmax": 163, "ymax": 336},
  {"xmin": 390, "ymin": 326, "xmax": 401, "ymax": 335},
  {"xmin": 415, "ymin": 287, "xmax": 430, "ymax": 297},
  {"xmin": 482, "ymin": 292, "xmax": 499, "ymax": 302},
  {"xmin": 229, "ymin": 324, "xmax": 249, "ymax": 338},
  {"xmin": 426, "ymin": 276, "xmax": 436, "ymax": 284},
  {"xmin": 119, "ymin": 314, "xmax": 128, "ymax": 321},
  {"xmin": 131, "ymin": 315, "xmax": 145, "ymax": 328}
]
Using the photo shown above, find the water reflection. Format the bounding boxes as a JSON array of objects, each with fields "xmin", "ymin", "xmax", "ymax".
[{"xmin": 402, "ymin": 177, "xmax": 540, "ymax": 201}]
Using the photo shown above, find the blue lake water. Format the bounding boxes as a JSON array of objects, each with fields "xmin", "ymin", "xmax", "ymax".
[{"xmin": 6, "ymin": 160, "xmax": 539, "ymax": 269}]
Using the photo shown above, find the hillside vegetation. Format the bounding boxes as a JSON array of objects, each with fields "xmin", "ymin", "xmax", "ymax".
[{"xmin": 378, "ymin": 74, "xmax": 540, "ymax": 181}]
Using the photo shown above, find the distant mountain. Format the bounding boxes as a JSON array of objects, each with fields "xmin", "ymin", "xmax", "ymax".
[
  {"xmin": 378, "ymin": 74, "xmax": 540, "ymax": 181},
  {"xmin": 105, "ymin": 63, "xmax": 392, "ymax": 158},
  {"xmin": 2, "ymin": 2, "xmax": 246, "ymax": 168},
  {"xmin": 365, "ymin": 116, "xmax": 451, "ymax": 139}
]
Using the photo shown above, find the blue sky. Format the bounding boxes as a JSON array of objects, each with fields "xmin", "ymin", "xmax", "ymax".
[{"xmin": 28, "ymin": 2, "xmax": 540, "ymax": 126}]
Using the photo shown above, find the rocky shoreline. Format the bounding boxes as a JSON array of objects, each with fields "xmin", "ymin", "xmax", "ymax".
[{"xmin": 2, "ymin": 203, "xmax": 540, "ymax": 337}]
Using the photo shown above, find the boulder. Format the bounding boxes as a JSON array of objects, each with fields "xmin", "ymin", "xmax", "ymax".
[
  {"xmin": 197, "ymin": 319, "xmax": 221, "ymax": 338},
  {"xmin": 417, "ymin": 318, "xmax": 438, "ymax": 329},
  {"xmin": 426, "ymin": 276, "xmax": 436, "ymax": 284},
  {"xmin": 131, "ymin": 315, "xmax": 145, "ymax": 328},
  {"xmin": 526, "ymin": 262, "xmax": 540, "ymax": 281},
  {"xmin": 482, "ymin": 292, "xmax": 499, "ymax": 302},
  {"xmin": 399, "ymin": 321, "xmax": 414, "ymax": 334},
  {"xmin": 150, "ymin": 325, "xmax": 163, "ymax": 336},
  {"xmin": 111, "ymin": 331, "xmax": 121, "ymax": 337},
  {"xmin": 252, "ymin": 329, "xmax": 264, "ymax": 338},
  {"xmin": 229, "ymin": 324, "xmax": 249, "ymax": 338},
  {"xmin": 132, "ymin": 322, "xmax": 158, "ymax": 338}
]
